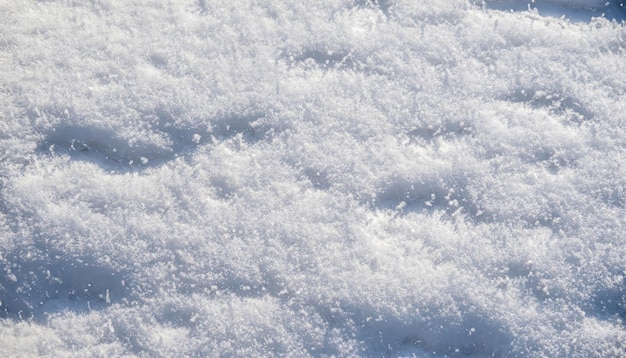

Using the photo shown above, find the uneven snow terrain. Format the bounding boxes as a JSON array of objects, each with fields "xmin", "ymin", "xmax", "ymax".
[
  {"xmin": 1, "ymin": 0, "xmax": 625, "ymax": 356},
  {"xmin": 483, "ymin": 0, "xmax": 626, "ymax": 22}
]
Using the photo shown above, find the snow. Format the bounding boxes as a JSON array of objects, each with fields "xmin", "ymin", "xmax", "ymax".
[
  {"xmin": 1, "ymin": 0, "xmax": 625, "ymax": 356},
  {"xmin": 481, "ymin": 0, "xmax": 626, "ymax": 22}
]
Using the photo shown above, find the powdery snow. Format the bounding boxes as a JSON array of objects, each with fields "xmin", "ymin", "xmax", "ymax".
[
  {"xmin": 482, "ymin": 0, "xmax": 626, "ymax": 22},
  {"xmin": 1, "ymin": 0, "xmax": 625, "ymax": 356}
]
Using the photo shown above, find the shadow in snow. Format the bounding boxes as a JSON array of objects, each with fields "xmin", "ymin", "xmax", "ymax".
[
  {"xmin": 504, "ymin": 88, "xmax": 594, "ymax": 125},
  {"xmin": 198, "ymin": 0, "xmax": 208, "ymax": 14},
  {"xmin": 406, "ymin": 120, "xmax": 473, "ymax": 142},
  {"xmin": 37, "ymin": 124, "xmax": 172, "ymax": 173},
  {"xmin": 479, "ymin": 0, "xmax": 626, "ymax": 22},
  {"xmin": 354, "ymin": 0, "xmax": 392, "ymax": 17},
  {"xmin": 370, "ymin": 174, "xmax": 485, "ymax": 222},
  {"xmin": 302, "ymin": 168, "xmax": 331, "ymax": 190},
  {"xmin": 582, "ymin": 276, "xmax": 626, "ymax": 324},
  {"xmin": 317, "ymin": 301, "xmax": 512, "ymax": 356},
  {"xmin": 152, "ymin": 107, "xmax": 275, "ymax": 150},
  {"xmin": 0, "ymin": 248, "xmax": 130, "ymax": 321},
  {"xmin": 290, "ymin": 49, "xmax": 356, "ymax": 71},
  {"xmin": 37, "ymin": 111, "xmax": 277, "ymax": 173}
]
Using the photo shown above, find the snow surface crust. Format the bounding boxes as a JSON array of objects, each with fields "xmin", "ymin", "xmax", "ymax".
[{"xmin": 1, "ymin": 0, "xmax": 626, "ymax": 356}]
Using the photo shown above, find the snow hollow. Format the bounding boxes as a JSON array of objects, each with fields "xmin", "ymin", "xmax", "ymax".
[{"xmin": 1, "ymin": 0, "xmax": 625, "ymax": 356}]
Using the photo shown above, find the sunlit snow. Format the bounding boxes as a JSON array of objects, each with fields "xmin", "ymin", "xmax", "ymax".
[{"xmin": 1, "ymin": 0, "xmax": 625, "ymax": 356}]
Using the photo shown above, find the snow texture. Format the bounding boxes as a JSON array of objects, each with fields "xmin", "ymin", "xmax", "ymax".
[{"xmin": 1, "ymin": 0, "xmax": 625, "ymax": 356}]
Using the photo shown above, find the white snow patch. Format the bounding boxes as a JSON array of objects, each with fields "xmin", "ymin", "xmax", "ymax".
[{"xmin": 1, "ymin": 0, "xmax": 625, "ymax": 356}]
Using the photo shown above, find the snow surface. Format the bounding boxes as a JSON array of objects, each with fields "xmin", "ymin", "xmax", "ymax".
[
  {"xmin": 482, "ymin": 0, "xmax": 626, "ymax": 22},
  {"xmin": 1, "ymin": 0, "xmax": 625, "ymax": 356}
]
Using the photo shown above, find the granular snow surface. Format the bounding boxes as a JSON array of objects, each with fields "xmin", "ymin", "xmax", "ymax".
[{"xmin": 1, "ymin": 0, "xmax": 626, "ymax": 356}]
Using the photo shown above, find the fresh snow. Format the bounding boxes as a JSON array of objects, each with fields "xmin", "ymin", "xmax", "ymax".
[
  {"xmin": 1, "ymin": 0, "xmax": 625, "ymax": 356},
  {"xmin": 481, "ymin": 0, "xmax": 626, "ymax": 22}
]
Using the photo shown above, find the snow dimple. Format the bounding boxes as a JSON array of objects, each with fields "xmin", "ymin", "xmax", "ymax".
[
  {"xmin": 37, "ymin": 111, "xmax": 278, "ymax": 173},
  {"xmin": 352, "ymin": 0, "xmax": 392, "ymax": 17},
  {"xmin": 197, "ymin": 0, "xmax": 208, "ymax": 14},
  {"xmin": 38, "ymin": 125, "xmax": 165, "ymax": 172},
  {"xmin": 406, "ymin": 121, "xmax": 472, "ymax": 143},
  {"xmin": 302, "ymin": 168, "xmax": 331, "ymax": 190},
  {"xmin": 504, "ymin": 88, "xmax": 594, "ymax": 125},
  {"xmin": 373, "ymin": 174, "xmax": 481, "ymax": 221},
  {"xmin": 204, "ymin": 113, "xmax": 279, "ymax": 145},
  {"xmin": 149, "ymin": 53, "xmax": 168, "ymax": 69},
  {"xmin": 289, "ymin": 49, "xmax": 356, "ymax": 71},
  {"xmin": 0, "ymin": 248, "xmax": 130, "ymax": 321}
]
